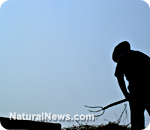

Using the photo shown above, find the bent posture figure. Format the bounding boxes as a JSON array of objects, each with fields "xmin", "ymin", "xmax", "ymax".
[{"xmin": 112, "ymin": 41, "xmax": 150, "ymax": 130}]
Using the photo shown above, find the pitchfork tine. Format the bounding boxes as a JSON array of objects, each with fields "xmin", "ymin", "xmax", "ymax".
[{"xmin": 84, "ymin": 98, "xmax": 127, "ymax": 117}]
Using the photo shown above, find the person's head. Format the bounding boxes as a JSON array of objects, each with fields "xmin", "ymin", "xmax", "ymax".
[{"xmin": 112, "ymin": 41, "xmax": 131, "ymax": 63}]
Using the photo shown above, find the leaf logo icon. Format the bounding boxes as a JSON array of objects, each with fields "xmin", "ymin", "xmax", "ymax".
[
  {"xmin": 142, "ymin": 0, "xmax": 150, "ymax": 8},
  {"xmin": 0, "ymin": 0, "xmax": 8, "ymax": 8}
]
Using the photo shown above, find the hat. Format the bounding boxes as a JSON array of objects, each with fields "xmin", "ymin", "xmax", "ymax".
[{"xmin": 112, "ymin": 41, "xmax": 131, "ymax": 62}]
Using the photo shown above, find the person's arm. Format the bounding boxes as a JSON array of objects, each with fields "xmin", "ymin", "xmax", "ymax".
[
  {"xmin": 115, "ymin": 59, "xmax": 130, "ymax": 100},
  {"xmin": 117, "ymin": 76, "xmax": 130, "ymax": 100}
]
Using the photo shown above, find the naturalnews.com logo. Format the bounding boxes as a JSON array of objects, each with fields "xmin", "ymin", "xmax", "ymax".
[{"xmin": 9, "ymin": 112, "xmax": 95, "ymax": 122}]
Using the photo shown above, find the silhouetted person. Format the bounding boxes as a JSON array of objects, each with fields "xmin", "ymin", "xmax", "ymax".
[{"xmin": 112, "ymin": 41, "xmax": 150, "ymax": 130}]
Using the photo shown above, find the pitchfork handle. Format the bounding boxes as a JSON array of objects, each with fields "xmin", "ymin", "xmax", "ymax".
[{"xmin": 103, "ymin": 98, "xmax": 127, "ymax": 110}]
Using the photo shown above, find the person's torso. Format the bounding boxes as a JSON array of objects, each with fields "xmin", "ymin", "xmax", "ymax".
[{"xmin": 119, "ymin": 50, "xmax": 150, "ymax": 86}]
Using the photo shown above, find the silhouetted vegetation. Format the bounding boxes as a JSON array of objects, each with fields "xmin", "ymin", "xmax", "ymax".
[
  {"xmin": 62, "ymin": 122, "xmax": 131, "ymax": 130},
  {"xmin": 62, "ymin": 104, "xmax": 131, "ymax": 130}
]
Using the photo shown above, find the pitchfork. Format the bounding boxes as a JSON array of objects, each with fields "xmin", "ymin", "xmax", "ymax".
[{"xmin": 85, "ymin": 98, "xmax": 127, "ymax": 117}]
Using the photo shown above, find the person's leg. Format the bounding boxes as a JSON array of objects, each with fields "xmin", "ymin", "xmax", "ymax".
[
  {"xmin": 145, "ymin": 92, "xmax": 150, "ymax": 116},
  {"xmin": 146, "ymin": 103, "xmax": 150, "ymax": 116},
  {"xmin": 129, "ymin": 95, "xmax": 145, "ymax": 130}
]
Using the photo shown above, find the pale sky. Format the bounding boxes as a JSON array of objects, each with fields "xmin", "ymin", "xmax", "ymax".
[{"xmin": 0, "ymin": 0, "xmax": 150, "ymax": 128}]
